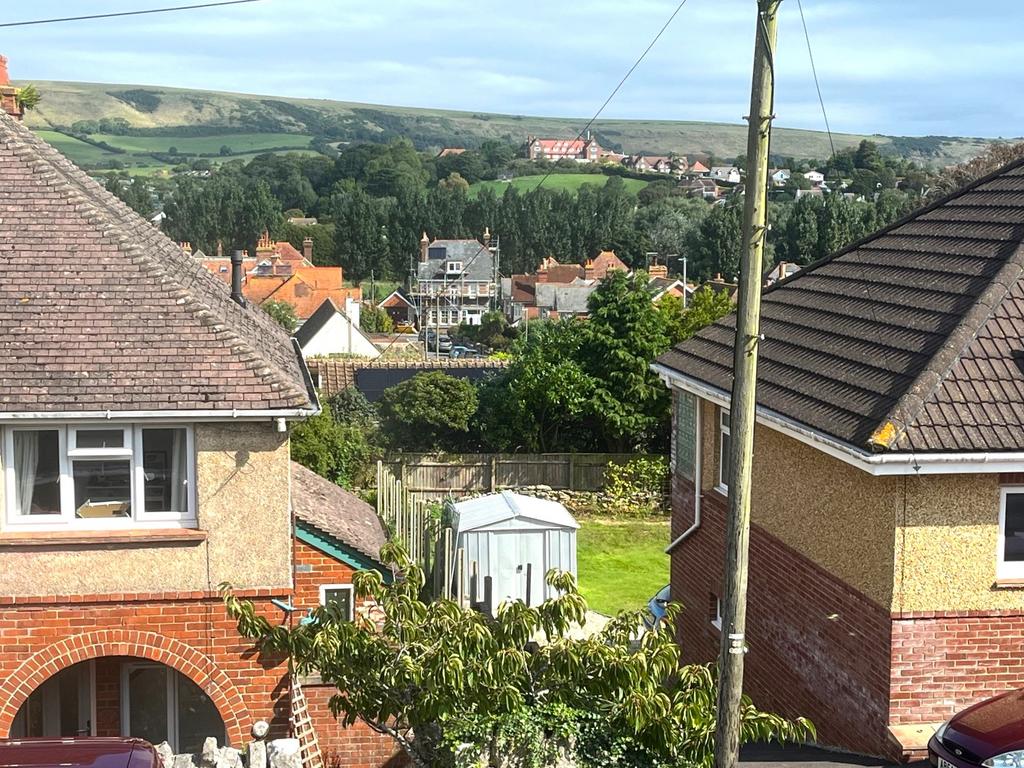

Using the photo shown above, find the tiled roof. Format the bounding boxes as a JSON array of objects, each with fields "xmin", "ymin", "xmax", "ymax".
[
  {"xmin": 656, "ymin": 157, "xmax": 1024, "ymax": 454},
  {"xmin": 290, "ymin": 461, "xmax": 386, "ymax": 567},
  {"xmin": 308, "ymin": 358, "xmax": 509, "ymax": 399},
  {"xmin": 416, "ymin": 239, "xmax": 496, "ymax": 282},
  {"xmin": 0, "ymin": 111, "xmax": 313, "ymax": 414}
]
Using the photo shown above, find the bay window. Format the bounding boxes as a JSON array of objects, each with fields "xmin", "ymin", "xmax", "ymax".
[{"xmin": 4, "ymin": 425, "xmax": 195, "ymax": 529}]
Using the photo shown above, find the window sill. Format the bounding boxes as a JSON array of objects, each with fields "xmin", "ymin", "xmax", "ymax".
[
  {"xmin": 0, "ymin": 528, "xmax": 207, "ymax": 548},
  {"xmin": 993, "ymin": 578, "xmax": 1024, "ymax": 589}
]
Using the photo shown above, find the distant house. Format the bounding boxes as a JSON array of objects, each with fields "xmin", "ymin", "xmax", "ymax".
[
  {"xmin": 769, "ymin": 168, "xmax": 791, "ymax": 187},
  {"xmin": 525, "ymin": 133, "xmax": 603, "ymax": 163},
  {"xmin": 294, "ymin": 298, "xmax": 380, "ymax": 359},
  {"xmin": 710, "ymin": 166, "xmax": 742, "ymax": 184},
  {"xmin": 804, "ymin": 170, "xmax": 826, "ymax": 186},
  {"xmin": 502, "ymin": 255, "xmax": 597, "ymax": 323},
  {"xmin": 627, "ymin": 155, "xmax": 674, "ymax": 174},
  {"xmin": 681, "ymin": 178, "xmax": 721, "ymax": 200},
  {"xmin": 412, "ymin": 231, "xmax": 498, "ymax": 330},
  {"xmin": 378, "ymin": 288, "xmax": 417, "ymax": 326},
  {"xmin": 648, "ymin": 275, "xmax": 693, "ymax": 303},
  {"xmin": 286, "ymin": 216, "xmax": 318, "ymax": 226},
  {"xmin": 795, "ymin": 186, "xmax": 824, "ymax": 200},
  {"xmin": 687, "ymin": 160, "xmax": 711, "ymax": 177},
  {"xmin": 764, "ymin": 261, "xmax": 802, "ymax": 285},
  {"xmin": 196, "ymin": 233, "xmax": 361, "ymax": 321},
  {"xmin": 584, "ymin": 250, "xmax": 629, "ymax": 280}
]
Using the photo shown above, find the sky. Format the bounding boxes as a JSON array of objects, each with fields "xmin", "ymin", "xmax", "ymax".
[{"xmin": 1, "ymin": 0, "xmax": 1022, "ymax": 138}]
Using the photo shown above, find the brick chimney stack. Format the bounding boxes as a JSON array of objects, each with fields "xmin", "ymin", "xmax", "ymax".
[
  {"xmin": 419, "ymin": 232, "xmax": 430, "ymax": 263},
  {"xmin": 302, "ymin": 237, "xmax": 313, "ymax": 262},
  {"xmin": 0, "ymin": 55, "xmax": 24, "ymax": 121}
]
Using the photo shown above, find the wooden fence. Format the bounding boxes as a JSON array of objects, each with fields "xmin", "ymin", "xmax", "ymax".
[{"xmin": 381, "ymin": 452, "xmax": 664, "ymax": 498}]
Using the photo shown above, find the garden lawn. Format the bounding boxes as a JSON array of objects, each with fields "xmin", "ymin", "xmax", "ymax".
[
  {"xmin": 470, "ymin": 174, "xmax": 649, "ymax": 197},
  {"xmin": 576, "ymin": 516, "xmax": 669, "ymax": 616}
]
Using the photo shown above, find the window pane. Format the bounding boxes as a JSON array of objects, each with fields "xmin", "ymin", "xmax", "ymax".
[
  {"xmin": 675, "ymin": 392, "xmax": 697, "ymax": 481},
  {"xmin": 73, "ymin": 460, "xmax": 131, "ymax": 518},
  {"xmin": 1005, "ymin": 493, "xmax": 1024, "ymax": 562},
  {"xmin": 323, "ymin": 588, "xmax": 352, "ymax": 620},
  {"xmin": 721, "ymin": 410, "xmax": 731, "ymax": 431},
  {"xmin": 12, "ymin": 430, "xmax": 61, "ymax": 516},
  {"xmin": 720, "ymin": 433, "xmax": 731, "ymax": 488},
  {"xmin": 127, "ymin": 667, "xmax": 168, "ymax": 747},
  {"xmin": 74, "ymin": 429, "xmax": 124, "ymax": 449},
  {"xmin": 143, "ymin": 428, "xmax": 188, "ymax": 513},
  {"xmin": 177, "ymin": 674, "xmax": 225, "ymax": 753}
]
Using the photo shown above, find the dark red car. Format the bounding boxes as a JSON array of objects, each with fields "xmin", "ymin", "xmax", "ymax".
[
  {"xmin": 929, "ymin": 689, "xmax": 1024, "ymax": 768},
  {"xmin": 0, "ymin": 738, "xmax": 160, "ymax": 768}
]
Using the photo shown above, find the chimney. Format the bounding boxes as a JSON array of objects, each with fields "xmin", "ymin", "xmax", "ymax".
[
  {"xmin": 216, "ymin": 239, "xmax": 224, "ymax": 259},
  {"xmin": 0, "ymin": 55, "xmax": 24, "ymax": 121},
  {"xmin": 230, "ymin": 250, "xmax": 245, "ymax": 305},
  {"xmin": 180, "ymin": 242, "xmax": 192, "ymax": 256},
  {"xmin": 419, "ymin": 231, "xmax": 429, "ymax": 263},
  {"xmin": 302, "ymin": 237, "xmax": 313, "ymax": 262},
  {"xmin": 482, "ymin": 227, "xmax": 491, "ymax": 248}
]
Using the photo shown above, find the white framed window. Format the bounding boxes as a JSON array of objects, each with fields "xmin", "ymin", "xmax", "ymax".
[
  {"xmin": 319, "ymin": 584, "xmax": 354, "ymax": 621},
  {"xmin": 4, "ymin": 424, "xmax": 196, "ymax": 530},
  {"xmin": 120, "ymin": 662, "xmax": 224, "ymax": 753},
  {"xmin": 998, "ymin": 487, "xmax": 1024, "ymax": 579},
  {"xmin": 717, "ymin": 409, "xmax": 731, "ymax": 493},
  {"xmin": 446, "ymin": 261, "xmax": 463, "ymax": 274}
]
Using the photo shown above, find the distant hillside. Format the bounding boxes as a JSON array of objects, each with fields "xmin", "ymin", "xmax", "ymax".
[{"xmin": 17, "ymin": 80, "xmax": 998, "ymax": 168}]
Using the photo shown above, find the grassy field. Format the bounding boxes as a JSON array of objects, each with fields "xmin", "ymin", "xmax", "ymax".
[
  {"xmin": 91, "ymin": 132, "xmax": 312, "ymax": 155},
  {"xmin": 17, "ymin": 80, "xmax": 997, "ymax": 166},
  {"xmin": 576, "ymin": 517, "xmax": 669, "ymax": 616},
  {"xmin": 33, "ymin": 130, "xmax": 121, "ymax": 165},
  {"xmin": 470, "ymin": 174, "xmax": 649, "ymax": 197}
]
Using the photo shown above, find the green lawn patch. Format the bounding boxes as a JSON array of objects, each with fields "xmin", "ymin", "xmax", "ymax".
[
  {"xmin": 576, "ymin": 516, "xmax": 669, "ymax": 616},
  {"xmin": 35, "ymin": 130, "xmax": 121, "ymax": 165},
  {"xmin": 470, "ymin": 174, "xmax": 649, "ymax": 198}
]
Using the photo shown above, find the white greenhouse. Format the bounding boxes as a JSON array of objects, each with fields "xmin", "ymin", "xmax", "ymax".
[{"xmin": 450, "ymin": 490, "xmax": 579, "ymax": 609}]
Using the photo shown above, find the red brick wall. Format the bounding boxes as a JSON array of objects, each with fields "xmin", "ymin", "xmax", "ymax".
[
  {"xmin": 0, "ymin": 591, "xmax": 290, "ymax": 747},
  {"xmin": 891, "ymin": 611, "xmax": 1024, "ymax": 724},
  {"xmin": 293, "ymin": 540, "xmax": 404, "ymax": 767},
  {"xmin": 670, "ymin": 479, "xmax": 896, "ymax": 758}
]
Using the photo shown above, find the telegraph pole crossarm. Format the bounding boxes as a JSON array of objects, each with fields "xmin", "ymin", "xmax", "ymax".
[{"xmin": 714, "ymin": 3, "xmax": 781, "ymax": 768}]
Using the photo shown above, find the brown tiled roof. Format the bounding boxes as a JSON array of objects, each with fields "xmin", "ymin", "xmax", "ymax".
[
  {"xmin": 308, "ymin": 358, "xmax": 509, "ymax": 398},
  {"xmin": 656, "ymin": 157, "xmax": 1024, "ymax": 454},
  {"xmin": 290, "ymin": 462, "xmax": 386, "ymax": 567},
  {"xmin": 0, "ymin": 112, "xmax": 313, "ymax": 413}
]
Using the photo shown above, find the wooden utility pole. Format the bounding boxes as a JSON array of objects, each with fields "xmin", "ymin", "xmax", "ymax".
[{"xmin": 714, "ymin": 3, "xmax": 780, "ymax": 768}]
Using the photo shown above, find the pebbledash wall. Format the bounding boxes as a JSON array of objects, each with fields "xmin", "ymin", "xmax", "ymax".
[
  {"xmin": 0, "ymin": 422, "xmax": 404, "ymax": 767},
  {"xmin": 671, "ymin": 394, "xmax": 1024, "ymax": 758},
  {"xmin": 292, "ymin": 539, "xmax": 404, "ymax": 768}
]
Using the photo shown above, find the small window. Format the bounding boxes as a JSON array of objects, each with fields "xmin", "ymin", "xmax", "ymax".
[
  {"xmin": 718, "ymin": 409, "xmax": 731, "ymax": 492},
  {"xmin": 446, "ymin": 261, "xmax": 463, "ymax": 274},
  {"xmin": 319, "ymin": 584, "xmax": 354, "ymax": 621},
  {"xmin": 10, "ymin": 429, "xmax": 62, "ymax": 518},
  {"xmin": 710, "ymin": 594, "xmax": 722, "ymax": 631},
  {"xmin": 675, "ymin": 391, "xmax": 697, "ymax": 481},
  {"xmin": 998, "ymin": 488, "xmax": 1024, "ymax": 579}
]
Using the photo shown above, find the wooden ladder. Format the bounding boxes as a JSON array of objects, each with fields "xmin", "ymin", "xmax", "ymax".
[{"xmin": 291, "ymin": 676, "xmax": 324, "ymax": 768}]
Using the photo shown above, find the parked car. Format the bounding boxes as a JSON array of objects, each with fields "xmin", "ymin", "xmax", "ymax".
[
  {"xmin": 928, "ymin": 688, "xmax": 1024, "ymax": 768},
  {"xmin": 643, "ymin": 584, "xmax": 671, "ymax": 630},
  {"xmin": 449, "ymin": 345, "xmax": 480, "ymax": 359},
  {"xmin": 0, "ymin": 738, "xmax": 159, "ymax": 768}
]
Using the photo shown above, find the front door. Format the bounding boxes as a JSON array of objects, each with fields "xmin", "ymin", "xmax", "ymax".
[
  {"xmin": 493, "ymin": 531, "xmax": 546, "ymax": 606},
  {"xmin": 10, "ymin": 662, "xmax": 93, "ymax": 738}
]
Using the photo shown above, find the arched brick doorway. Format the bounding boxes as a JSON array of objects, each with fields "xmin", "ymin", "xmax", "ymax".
[{"xmin": 0, "ymin": 629, "xmax": 249, "ymax": 746}]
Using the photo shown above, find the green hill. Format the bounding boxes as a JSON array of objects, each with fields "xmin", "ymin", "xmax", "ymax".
[{"xmin": 16, "ymin": 79, "xmax": 998, "ymax": 170}]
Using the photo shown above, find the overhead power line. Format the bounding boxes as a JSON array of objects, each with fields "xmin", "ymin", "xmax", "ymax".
[
  {"xmin": 0, "ymin": 0, "xmax": 261, "ymax": 28},
  {"xmin": 795, "ymin": 0, "xmax": 836, "ymax": 159}
]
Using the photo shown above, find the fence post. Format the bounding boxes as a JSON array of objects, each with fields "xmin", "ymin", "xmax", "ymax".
[
  {"xmin": 567, "ymin": 454, "xmax": 576, "ymax": 491},
  {"xmin": 489, "ymin": 455, "xmax": 497, "ymax": 492}
]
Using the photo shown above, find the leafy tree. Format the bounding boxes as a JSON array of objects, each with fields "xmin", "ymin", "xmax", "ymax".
[
  {"xmin": 378, "ymin": 372, "xmax": 479, "ymax": 451},
  {"xmin": 105, "ymin": 175, "xmax": 156, "ymax": 218},
  {"xmin": 475, "ymin": 319, "xmax": 598, "ymax": 453},
  {"xmin": 223, "ymin": 546, "xmax": 814, "ymax": 768},
  {"xmin": 674, "ymin": 286, "xmax": 734, "ymax": 342},
  {"xmin": 779, "ymin": 195, "xmax": 821, "ymax": 264},
  {"xmin": 360, "ymin": 303, "xmax": 393, "ymax": 333},
  {"xmin": 261, "ymin": 300, "xmax": 298, "ymax": 334},
  {"xmin": 581, "ymin": 271, "xmax": 671, "ymax": 451},
  {"xmin": 854, "ymin": 139, "xmax": 883, "ymax": 171},
  {"xmin": 329, "ymin": 186, "xmax": 390, "ymax": 280},
  {"xmin": 688, "ymin": 202, "xmax": 743, "ymax": 281},
  {"xmin": 219, "ymin": 145, "xmax": 233, "ymax": 156},
  {"xmin": 438, "ymin": 171, "xmax": 470, "ymax": 192},
  {"xmin": 289, "ymin": 407, "xmax": 374, "ymax": 488}
]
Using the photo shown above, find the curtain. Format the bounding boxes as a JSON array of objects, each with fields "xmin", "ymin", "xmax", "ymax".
[
  {"xmin": 169, "ymin": 429, "xmax": 187, "ymax": 512},
  {"xmin": 13, "ymin": 431, "xmax": 38, "ymax": 516}
]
